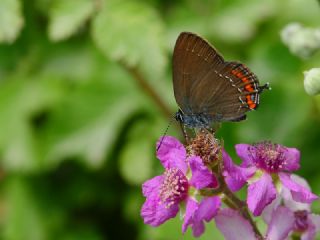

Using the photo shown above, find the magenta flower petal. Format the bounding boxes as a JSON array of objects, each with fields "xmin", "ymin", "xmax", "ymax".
[
  {"xmin": 281, "ymin": 147, "xmax": 300, "ymax": 171},
  {"xmin": 310, "ymin": 214, "xmax": 320, "ymax": 231},
  {"xmin": 156, "ymin": 136, "xmax": 187, "ymax": 173},
  {"xmin": 279, "ymin": 173, "xmax": 318, "ymax": 204},
  {"xmin": 303, "ymin": 214, "xmax": 320, "ymax": 240},
  {"xmin": 142, "ymin": 175, "xmax": 164, "ymax": 197},
  {"xmin": 141, "ymin": 172, "xmax": 185, "ymax": 226},
  {"xmin": 266, "ymin": 206, "xmax": 295, "ymax": 240},
  {"xmin": 215, "ymin": 208, "xmax": 256, "ymax": 240},
  {"xmin": 222, "ymin": 150, "xmax": 255, "ymax": 192},
  {"xmin": 189, "ymin": 156, "xmax": 218, "ymax": 189},
  {"xmin": 195, "ymin": 196, "xmax": 221, "ymax": 222},
  {"xmin": 190, "ymin": 219, "xmax": 205, "ymax": 238},
  {"xmin": 141, "ymin": 195, "xmax": 179, "ymax": 226},
  {"xmin": 182, "ymin": 198, "xmax": 199, "ymax": 234},
  {"xmin": 247, "ymin": 173, "xmax": 277, "ymax": 216},
  {"xmin": 282, "ymin": 174, "xmax": 311, "ymax": 212},
  {"xmin": 235, "ymin": 144, "xmax": 254, "ymax": 167},
  {"xmin": 236, "ymin": 141, "xmax": 299, "ymax": 174},
  {"xmin": 301, "ymin": 222, "xmax": 316, "ymax": 240},
  {"xmin": 262, "ymin": 194, "xmax": 282, "ymax": 224},
  {"xmin": 182, "ymin": 197, "xmax": 220, "ymax": 237}
]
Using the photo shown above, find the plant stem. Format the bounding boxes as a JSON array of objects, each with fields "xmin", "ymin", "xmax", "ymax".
[
  {"xmin": 199, "ymin": 132, "xmax": 264, "ymax": 239},
  {"xmin": 200, "ymin": 169, "xmax": 263, "ymax": 238},
  {"xmin": 120, "ymin": 62, "xmax": 172, "ymax": 119},
  {"xmin": 222, "ymin": 186, "xmax": 263, "ymax": 239},
  {"xmin": 217, "ymin": 154, "xmax": 263, "ymax": 239}
]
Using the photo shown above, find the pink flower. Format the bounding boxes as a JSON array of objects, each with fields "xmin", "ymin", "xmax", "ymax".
[
  {"xmin": 262, "ymin": 175, "xmax": 320, "ymax": 240},
  {"xmin": 215, "ymin": 206, "xmax": 295, "ymax": 240},
  {"xmin": 292, "ymin": 210, "xmax": 320, "ymax": 240},
  {"xmin": 141, "ymin": 136, "xmax": 220, "ymax": 237},
  {"xmin": 223, "ymin": 142, "xmax": 317, "ymax": 216}
]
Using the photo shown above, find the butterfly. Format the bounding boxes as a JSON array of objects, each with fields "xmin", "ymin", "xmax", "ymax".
[{"xmin": 172, "ymin": 32, "xmax": 269, "ymax": 129}]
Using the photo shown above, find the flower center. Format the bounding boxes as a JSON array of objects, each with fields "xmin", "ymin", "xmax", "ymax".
[
  {"xmin": 159, "ymin": 168, "xmax": 189, "ymax": 208},
  {"xmin": 249, "ymin": 141, "xmax": 287, "ymax": 173},
  {"xmin": 294, "ymin": 210, "xmax": 309, "ymax": 232}
]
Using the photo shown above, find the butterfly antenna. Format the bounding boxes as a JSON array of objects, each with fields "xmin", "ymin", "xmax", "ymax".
[{"xmin": 157, "ymin": 116, "xmax": 175, "ymax": 152}]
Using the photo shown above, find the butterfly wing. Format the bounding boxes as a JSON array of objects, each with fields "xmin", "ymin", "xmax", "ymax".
[
  {"xmin": 172, "ymin": 32, "xmax": 261, "ymax": 122},
  {"xmin": 173, "ymin": 32, "xmax": 224, "ymax": 114},
  {"xmin": 197, "ymin": 61, "xmax": 261, "ymax": 121}
]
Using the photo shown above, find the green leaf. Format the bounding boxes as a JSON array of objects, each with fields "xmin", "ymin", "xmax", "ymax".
[
  {"xmin": 92, "ymin": 0, "xmax": 167, "ymax": 81},
  {"xmin": 60, "ymin": 228, "xmax": 103, "ymax": 240},
  {"xmin": 119, "ymin": 139, "xmax": 153, "ymax": 185},
  {"xmin": 2, "ymin": 177, "xmax": 47, "ymax": 240},
  {"xmin": 0, "ymin": 0, "xmax": 24, "ymax": 43},
  {"xmin": 0, "ymin": 76, "xmax": 65, "ymax": 172},
  {"xmin": 211, "ymin": 0, "xmax": 278, "ymax": 43},
  {"xmin": 42, "ymin": 64, "xmax": 143, "ymax": 169},
  {"xmin": 123, "ymin": 190, "xmax": 144, "ymax": 224},
  {"xmin": 48, "ymin": 0, "xmax": 95, "ymax": 41},
  {"xmin": 119, "ymin": 121, "xmax": 154, "ymax": 185}
]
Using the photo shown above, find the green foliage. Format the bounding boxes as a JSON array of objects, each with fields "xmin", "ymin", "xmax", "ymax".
[
  {"xmin": 0, "ymin": 0, "xmax": 24, "ymax": 43},
  {"xmin": 92, "ymin": 0, "xmax": 167, "ymax": 80},
  {"xmin": 0, "ymin": 0, "xmax": 320, "ymax": 239},
  {"xmin": 48, "ymin": 0, "xmax": 95, "ymax": 41}
]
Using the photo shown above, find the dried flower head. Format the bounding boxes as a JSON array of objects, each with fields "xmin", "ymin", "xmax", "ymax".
[{"xmin": 187, "ymin": 130, "xmax": 221, "ymax": 167}]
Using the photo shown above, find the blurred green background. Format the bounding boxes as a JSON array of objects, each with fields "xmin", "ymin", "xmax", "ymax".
[{"xmin": 0, "ymin": 0, "xmax": 320, "ymax": 239}]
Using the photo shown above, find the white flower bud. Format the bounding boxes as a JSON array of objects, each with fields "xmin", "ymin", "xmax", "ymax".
[
  {"xmin": 304, "ymin": 68, "xmax": 320, "ymax": 96},
  {"xmin": 281, "ymin": 23, "xmax": 320, "ymax": 59}
]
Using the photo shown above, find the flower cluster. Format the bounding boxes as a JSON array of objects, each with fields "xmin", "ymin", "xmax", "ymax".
[
  {"xmin": 141, "ymin": 133, "xmax": 319, "ymax": 240},
  {"xmin": 141, "ymin": 136, "xmax": 220, "ymax": 237}
]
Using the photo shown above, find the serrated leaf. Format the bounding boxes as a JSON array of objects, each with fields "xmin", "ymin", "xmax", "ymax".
[
  {"xmin": 0, "ymin": 0, "xmax": 24, "ymax": 43},
  {"xmin": 48, "ymin": 0, "xmax": 95, "ymax": 41},
  {"xmin": 42, "ymin": 65, "xmax": 142, "ymax": 169},
  {"xmin": 92, "ymin": 0, "xmax": 167, "ymax": 81},
  {"xmin": 46, "ymin": 96, "xmax": 139, "ymax": 169},
  {"xmin": 41, "ymin": 42, "xmax": 99, "ymax": 81},
  {"xmin": 0, "ymin": 76, "xmax": 65, "ymax": 172}
]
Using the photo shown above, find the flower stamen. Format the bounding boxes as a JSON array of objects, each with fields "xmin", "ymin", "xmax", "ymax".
[
  {"xmin": 249, "ymin": 141, "xmax": 287, "ymax": 173},
  {"xmin": 159, "ymin": 168, "xmax": 189, "ymax": 208}
]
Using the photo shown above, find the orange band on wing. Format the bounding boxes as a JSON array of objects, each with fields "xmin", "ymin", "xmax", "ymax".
[{"xmin": 230, "ymin": 66, "xmax": 258, "ymax": 110}]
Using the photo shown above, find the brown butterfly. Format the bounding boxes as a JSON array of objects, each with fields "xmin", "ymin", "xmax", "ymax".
[{"xmin": 172, "ymin": 32, "xmax": 269, "ymax": 129}]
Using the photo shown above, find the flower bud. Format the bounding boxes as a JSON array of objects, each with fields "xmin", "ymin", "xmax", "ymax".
[
  {"xmin": 281, "ymin": 23, "xmax": 320, "ymax": 59},
  {"xmin": 304, "ymin": 68, "xmax": 320, "ymax": 96}
]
